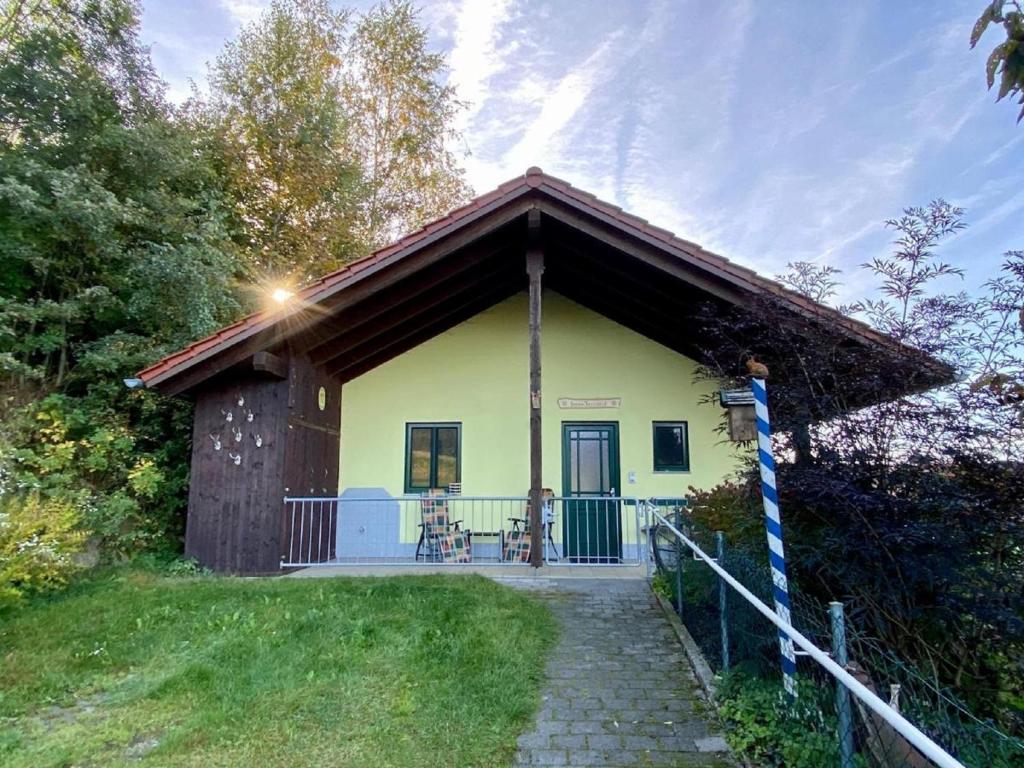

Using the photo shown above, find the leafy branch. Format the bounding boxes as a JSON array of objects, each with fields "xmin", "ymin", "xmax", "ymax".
[{"xmin": 972, "ymin": 0, "xmax": 1024, "ymax": 122}]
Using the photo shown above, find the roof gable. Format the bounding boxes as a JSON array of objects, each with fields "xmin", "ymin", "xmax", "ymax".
[{"xmin": 138, "ymin": 167, "xmax": 951, "ymax": 396}]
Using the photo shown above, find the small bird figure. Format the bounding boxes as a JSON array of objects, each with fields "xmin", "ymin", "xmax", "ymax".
[{"xmin": 746, "ymin": 357, "xmax": 770, "ymax": 379}]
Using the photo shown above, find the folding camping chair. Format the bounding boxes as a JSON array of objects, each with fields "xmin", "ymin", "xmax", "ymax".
[
  {"xmin": 415, "ymin": 489, "xmax": 468, "ymax": 562},
  {"xmin": 504, "ymin": 488, "xmax": 557, "ymax": 562}
]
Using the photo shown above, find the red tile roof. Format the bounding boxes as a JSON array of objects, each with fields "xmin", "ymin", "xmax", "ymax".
[
  {"xmin": 138, "ymin": 174, "xmax": 538, "ymax": 387},
  {"xmin": 138, "ymin": 167, "xmax": 946, "ymax": 389}
]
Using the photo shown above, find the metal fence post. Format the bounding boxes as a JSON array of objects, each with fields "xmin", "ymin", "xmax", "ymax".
[
  {"xmin": 674, "ymin": 508, "xmax": 684, "ymax": 619},
  {"xmin": 716, "ymin": 530, "xmax": 730, "ymax": 672},
  {"xmin": 643, "ymin": 500, "xmax": 652, "ymax": 578},
  {"xmin": 830, "ymin": 601, "xmax": 856, "ymax": 768}
]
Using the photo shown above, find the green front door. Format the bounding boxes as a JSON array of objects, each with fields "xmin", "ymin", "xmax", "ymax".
[{"xmin": 561, "ymin": 422, "xmax": 622, "ymax": 563}]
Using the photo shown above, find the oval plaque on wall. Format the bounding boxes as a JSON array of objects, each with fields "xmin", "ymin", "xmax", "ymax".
[{"xmin": 317, "ymin": 386, "xmax": 327, "ymax": 411}]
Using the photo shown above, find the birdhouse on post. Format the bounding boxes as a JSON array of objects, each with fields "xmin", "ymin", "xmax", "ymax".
[
  {"xmin": 720, "ymin": 357, "xmax": 771, "ymax": 442},
  {"xmin": 720, "ymin": 388, "xmax": 757, "ymax": 442}
]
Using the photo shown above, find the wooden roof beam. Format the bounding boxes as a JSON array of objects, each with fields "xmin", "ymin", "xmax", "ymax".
[
  {"xmin": 547, "ymin": 234, "xmax": 693, "ymax": 308},
  {"xmin": 536, "ymin": 196, "xmax": 747, "ymax": 305},
  {"xmin": 545, "ymin": 265, "xmax": 706, "ymax": 359},
  {"xmin": 300, "ymin": 239, "xmax": 520, "ymax": 358},
  {"xmin": 151, "ymin": 200, "xmax": 535, "ymax": 396},
  {"xmin": 314, "ymin": 261, "xmax": 522, "ymax": 368},
  {"xmin": 563, "ymin": 289, "xmax": 707, "ymax": 362},
  {"xmin": 252, "ymin": 351, "xmax": 288, "ymax": 379},
  {"xmin": 331, "ymin": 282, "xmax": 522, "ymax": 381},
  {"xmin": 546, "ymin": 260, "xmax": 696, "ymax": 337}
]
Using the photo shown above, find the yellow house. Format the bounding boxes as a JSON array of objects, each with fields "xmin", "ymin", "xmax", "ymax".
[
  {"xmin": 337, "ymin": 291, "xmax": 742, "ymax": 563},
  {"xmin": 341, "ymin": 292, "xmax": 738, "ymax": 498},
  {"xmin": 136, "ymin": 168, "xmax": 946, "ymax": 574}
]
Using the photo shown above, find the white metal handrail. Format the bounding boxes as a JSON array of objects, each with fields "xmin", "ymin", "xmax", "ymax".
[{"xmin": 649, "ymin": 508, "xmax": 966, "ymax": 768}]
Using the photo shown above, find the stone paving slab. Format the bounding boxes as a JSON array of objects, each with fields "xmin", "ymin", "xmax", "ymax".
[{"xmin": 496, "ymin": 578, "xmax": 735, "ymax": 768}]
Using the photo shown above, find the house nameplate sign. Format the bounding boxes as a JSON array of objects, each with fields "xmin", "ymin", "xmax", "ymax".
[{"xmin": 557, "ymin": 397, "xmax": 621, "ymax": 409}]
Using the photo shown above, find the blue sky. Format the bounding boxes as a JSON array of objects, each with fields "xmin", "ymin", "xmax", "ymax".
[{"xmin": 140, "ymin": 0, "xmax": 1024, "ymax": 302}]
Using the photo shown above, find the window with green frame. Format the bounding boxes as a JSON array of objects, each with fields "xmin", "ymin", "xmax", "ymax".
[
  {"xmin": 652, "ymin": 421, "xmax": 690, "ymax": 472},
  {"xmin": 405, "ymin": 423, "xmax": 461, "ymax": 493}
]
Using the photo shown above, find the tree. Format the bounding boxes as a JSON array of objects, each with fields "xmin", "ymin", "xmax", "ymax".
[
  {"xmin": 340, "ymin": 1, "xmax": 470, "ymax": 249},
  {"xmin": 201, "ymin": 0, "xmax": 470, "ymax": 284},
  {"xmin": 203, "ymin": 0, "xmax": 360, "ymax": 282},
  {"xmin": 776, "ymin": 261, "xmax": 842, "ymax": 305},
  {"xmin": 0, "ymin": 0, "xmax": 244, "ymax": 565},
  {"xmin": 972, "ymin": 0, "xmax": 1024, "ymax": 122},
  {"xmin": 0, "ymin": 0, "xmax": 241, "ymax": 385},
  {"xmin": 0, "ymin": 0, "xmax": 473, "ymax": 580},
  {"xmin": 691, "ymin": 203, "xmax": 1024, "ymax": 725}
]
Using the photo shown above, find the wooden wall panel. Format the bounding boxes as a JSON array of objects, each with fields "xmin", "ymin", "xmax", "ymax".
[
  {"xmin": 184, "ymin": 351, "xmax": 341, "ymax": 573},
  {"xmin": 282, "ymin": 351, "xmax": 341, "ymax": 564},
  {"xmin": 185, "ymin": 372, "xmax": 289, "ymax": 574}
]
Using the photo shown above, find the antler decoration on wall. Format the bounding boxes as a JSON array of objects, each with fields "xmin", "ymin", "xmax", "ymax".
[{"xmin": 216, "ymin": 395, "xmax": 260, "ymax": 462}]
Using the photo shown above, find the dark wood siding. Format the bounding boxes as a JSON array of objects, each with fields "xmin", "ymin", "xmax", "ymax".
[
  {"xmin": 282, "ymin": 352, "xmax": 340, "ymax": 564},
  {"xmin": 185, "ymin": 352, "xmax": 340, "ymax": 574}
]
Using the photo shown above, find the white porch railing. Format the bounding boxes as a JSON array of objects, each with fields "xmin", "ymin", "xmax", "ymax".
[{"xmin": 280, "ymin": 494, "xmax": 650, "ymax": 568}]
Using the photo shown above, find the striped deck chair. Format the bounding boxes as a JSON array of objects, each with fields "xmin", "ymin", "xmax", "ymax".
[
  {"xmin": 415, "ymin": 489, "xmax": 463, "ymax": 562},
  {"xmin": 504, "ymin": 488, "xmax": 555, "ymax": 562},
  {"xmin": 438, "ymin": 530, "xmax": 472, "ymax": 563},
  {"xmin": 502, "ymin": 527, "xmax": 531, "ymax": 562}
]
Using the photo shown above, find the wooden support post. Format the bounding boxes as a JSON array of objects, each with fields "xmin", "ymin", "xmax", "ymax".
[{"xmin": 526, "ymin": 209, "xmax": 544, "ymax": 568}]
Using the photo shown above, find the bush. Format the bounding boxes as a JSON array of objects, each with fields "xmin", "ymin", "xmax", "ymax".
[
  {"xmin": 718, "ymin": 669, "xmax": 850, "ymax": 768},
  {"xmin": 690, "ymin": 220, "xmax": 1024, "ymax": 728},
  {"xmin": 685, "ymin": 467, "xmax": 1024, "ymax": 729},
  {"xmin": 1, "ymin": 392, "xmax": 190, "ymax": 560},
  {"xmin": 0, "ymin": 493, "xmax": 84, "ymax": 609},
  {"xmin": 687, "ymin": 479, "xmax": 764, "ymax": 552},
  {"xmin": 651, "ymin": 568, "xmax": 673, "ymax": 601}
]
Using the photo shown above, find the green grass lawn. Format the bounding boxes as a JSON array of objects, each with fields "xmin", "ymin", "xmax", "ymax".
[{"xmin": 0, "ymin": 570, "xmax": 557, "ymax": 767}]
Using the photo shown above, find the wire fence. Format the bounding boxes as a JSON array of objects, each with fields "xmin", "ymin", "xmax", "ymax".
[{"xmin": 649, "ymin": 503, "xmax": 1024, "ymax": 768}]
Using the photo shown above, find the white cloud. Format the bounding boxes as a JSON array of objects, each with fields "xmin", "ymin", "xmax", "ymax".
[
  {"xmin": 958, "ymin": 186, "xmax": 1024, "ymax": 243},
  {"xmin": 982, "ymin": 132, "xmax": 1024, "ymax": 166},
  {"xmin": 498, "ymin": 33, "xmax": 623, "ymax": 180},
  {"xmin": 615, "ymin": 0, "xmax": 757, "ymax": 247},
  {"xmin": 441, "ymin": 0, "xmax": 635, "ymax": 194},
  {"xmin": 436, "ymin": 0, "xmax": 1017, "ymax": 298},
  {"xmin": 447, "ymin": 0, "xmax": 517, "ymax": 136},
  {"xmin": 219, "ymin": 0, "xmax": 267, "ymax": 27},
  {"xmin": 139, "ymin": 0, "xmax": 1020, "ymax": 295}
]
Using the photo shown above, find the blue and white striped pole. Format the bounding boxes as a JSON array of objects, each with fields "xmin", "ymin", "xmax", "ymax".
[{"xmin": 751, "ymin": 377, "xmax": 798, "ymax": 697}]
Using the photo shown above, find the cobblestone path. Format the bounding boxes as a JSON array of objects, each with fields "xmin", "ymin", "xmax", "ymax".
[{"xmin": 499, "ymin": 578, "xmax": 734, "ymax": 768}]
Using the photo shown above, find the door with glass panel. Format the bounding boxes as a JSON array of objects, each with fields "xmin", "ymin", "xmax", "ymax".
[{"xmin": 561, "ymin": 422, "xmax": 621, "ymax": 563}]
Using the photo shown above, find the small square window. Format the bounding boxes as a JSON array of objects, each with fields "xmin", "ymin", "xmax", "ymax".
[
  {"xmin": 405, "ymin": 423, "xmax": 461, "ymax": 493},
  {"xmin": 652, "ymin": 422, "xmax": 689, "ymax": 472}
]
